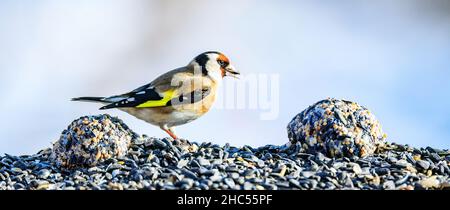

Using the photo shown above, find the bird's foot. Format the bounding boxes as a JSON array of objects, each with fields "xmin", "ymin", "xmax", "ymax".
[{"xmin": 162, "ymin": 128, "xmax": 178, "ymax": 140}]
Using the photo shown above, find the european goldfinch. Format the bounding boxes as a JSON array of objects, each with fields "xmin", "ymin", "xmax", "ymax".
[{"xmin": 72, "ymin": 51, "xmax": 240, "ymax": 139}]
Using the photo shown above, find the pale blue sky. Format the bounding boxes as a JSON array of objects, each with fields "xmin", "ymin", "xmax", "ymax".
[{"xmin": 0, "ymin": 0, "xmax": 449, "ymax": 154}]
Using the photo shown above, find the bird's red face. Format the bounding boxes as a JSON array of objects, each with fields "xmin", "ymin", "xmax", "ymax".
[
  {"xmin": 217, "ymin": 54, "xmax": 230, "ymax": 78},
  {"xmin": 216, "ymin": 53, "xmax": 239, "ymax": 78}
]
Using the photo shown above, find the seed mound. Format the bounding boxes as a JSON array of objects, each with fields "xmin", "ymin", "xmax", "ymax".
[
  {"xmin": 50, "ymin": 114, "xmax": 135, "ymax": 168},
  {"xmin": 287, "ymin": 98, "xmax": 386, "ymax": 157}
]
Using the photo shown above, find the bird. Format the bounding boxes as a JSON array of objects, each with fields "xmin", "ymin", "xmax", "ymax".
[{"xmin": 72, "ymin": 51, "xmax": 240, "ymax": 140}]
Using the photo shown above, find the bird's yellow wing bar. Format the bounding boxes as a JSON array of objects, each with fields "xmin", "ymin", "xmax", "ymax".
[
  {"xmin": 100, "ymin": 87, "xmax": 210, "ymax": 110},
  {"xmin": 136, "ymin": 89, "xmax": 176, "ymax": 108},
  {"xmin": 100, "ymin": 88, "xmax": 177, "ymax": 110}
]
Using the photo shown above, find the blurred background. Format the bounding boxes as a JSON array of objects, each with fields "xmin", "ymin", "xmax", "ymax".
[{"xmin": 0, "ymin": 0, "xmax": 449, "ymax": 154}]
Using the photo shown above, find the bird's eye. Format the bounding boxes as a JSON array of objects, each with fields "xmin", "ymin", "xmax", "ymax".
[{"xmin": 217, "ymin": 60, "xmax": 227, "ymax": 67}]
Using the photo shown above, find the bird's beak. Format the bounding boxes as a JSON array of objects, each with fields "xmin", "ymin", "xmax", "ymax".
[{"xmin": 225, "ymin": 65, "xmax": 240, "ymax": 79}]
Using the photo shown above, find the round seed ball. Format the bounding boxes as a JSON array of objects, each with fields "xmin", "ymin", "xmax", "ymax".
[
  {"xmin": 50, "ymin": 114, "xmax": 135, "ymax": 168},
  {"xmin": 287, "ymin": 98, "xmax": 386, "ymax": 157}
]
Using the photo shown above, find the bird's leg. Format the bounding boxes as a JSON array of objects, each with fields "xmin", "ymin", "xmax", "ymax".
[
  {"xmin": 163, "ymin": 128, "xmax": 178, "ymax": 139},
  {"xmin": 168, "ymin": 127, "xmax": 176, "ymax": 138},
  {"xmin": 161, "ymin": 125, "xmax": 178, "ymax": 140}
]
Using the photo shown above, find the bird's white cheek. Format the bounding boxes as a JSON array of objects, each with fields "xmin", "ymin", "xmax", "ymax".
[
  {"xmin": 205, "ymin": 59, "xmax": 223, "ymax": 82},
  {"xmin": 208, "ymin": 70, "xmax": 223, "ymax": 83}
]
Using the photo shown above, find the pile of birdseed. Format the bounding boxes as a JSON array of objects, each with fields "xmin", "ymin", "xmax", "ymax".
[
  {"xmin": 0, "ymin": 135, "xmax": 449, "ymax": 190},
  {"xmin": 50, "ymin": 115, "xmax": 136, "ymax": 168},
  {"xmin": 288, "ymin": 98, "xmax": 386, "ymax": 158}
]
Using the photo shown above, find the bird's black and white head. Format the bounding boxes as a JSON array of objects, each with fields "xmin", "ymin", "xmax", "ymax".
[{"xmin": 189, "ymin": 51, "xmax": 240, "ymax": 82}]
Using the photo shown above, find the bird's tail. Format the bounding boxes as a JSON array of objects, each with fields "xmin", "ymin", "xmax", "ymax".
[{"xmin": 72, "ymin": 97, "xmax": 107, "ymax": 103}]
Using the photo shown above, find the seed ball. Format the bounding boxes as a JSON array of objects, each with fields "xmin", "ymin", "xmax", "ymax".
[
  {"xmin": 287, "ymin": 98, "xmax": 386, "ymax": 157},
  {"xmin": 50, "ymin": 114, "xmax": 136, "ymax": 168}
]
